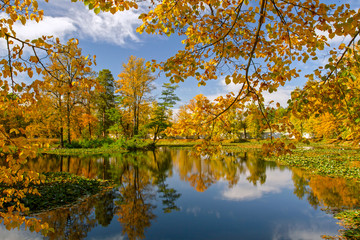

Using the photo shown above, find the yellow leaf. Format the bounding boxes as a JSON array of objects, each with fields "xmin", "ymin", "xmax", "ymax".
[{"xmin": 339, "ymin": 43, "xmax": 346, "ymax": 50}]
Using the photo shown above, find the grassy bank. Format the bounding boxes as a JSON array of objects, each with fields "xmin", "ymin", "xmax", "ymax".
[
  {"xmin": 40, "ymin": 137, "xmax": 156, "ymax": 155},
  {"xmin": 0, "ymin": 172, "xmax": 112, "ymax": 214},
  {"xmin": 42, "ymin": 146, "xmax": 127, "ymax": 155}
]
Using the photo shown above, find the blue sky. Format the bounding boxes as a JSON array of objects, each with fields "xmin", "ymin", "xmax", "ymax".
[{"xmin": 5, "ymin": 0, "xmax": 360, "ymax": 108}]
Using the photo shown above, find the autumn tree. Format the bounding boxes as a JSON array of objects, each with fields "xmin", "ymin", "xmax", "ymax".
[
  {"xmin": 227, "ymin": 106, "xmax": 248, "ymax": 141},
  {"xmin": 0, "ymin": 0, "xmax": 67, "ymax": 233},
  {"xmin": 246, "ymin": 103, "xmax": 265, "ymax": 139},
  {"xmin": 167, "ymin": 93, "xmax": 244, "ymax": 146},
  {"xmin": 77, "ymin": 71, "xmax": 99, "ymax": 139},
  {"xmin": 289, "ymin": 48, "xmax": 360, "ymax": 141},
  {"xmin": 0, "ymin": 93, "xmax": 28, "ymax": 138},
  {"xmin": 41, "ymin": 39, "xmax": 96, "ymax": 146},
  {"xmin": 25, "ymin": 94, "xmax": 60, "ymax": 139},
  {"xmin": 116, "ymin": 56, "xmax": 155, "ymax": 137}
]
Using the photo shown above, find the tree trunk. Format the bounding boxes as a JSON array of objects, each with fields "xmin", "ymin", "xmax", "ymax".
[
  {"xmin": 88, "ymin": 122, "xmax": 92, "ymax": 138},
  {"xmin": 66, "ymin": 93, "xmax": 71, "ymax": 144},
  {"xmin": 60, "ymin": 126, "xmax": 64, "ymax": 148},
  {"xmin": 59, "ymin": 96, "xmax": 64, "ymax": 148},
  {"xmin": 103, "ymin": 111, "xmax": 106, "ymax": 138},
  {"xmin": 67, "ymin": 112, "xmax": 71, "ymax": 144},
  {"xmin": 60, "ymin": 155, "xmax": 63, "ymax": 172},
  {"xmin": 133, "ymin": 103, "xmax": 138, "ymax": 136}
]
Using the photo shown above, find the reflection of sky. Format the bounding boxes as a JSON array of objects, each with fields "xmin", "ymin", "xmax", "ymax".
[
  {"xmin": 88, "ymin": 235, "xmax": 125, "ymax": 240},
  {"xmin": 272, "ymin": 214, "xmax": 339, "ymax": 240},
  {"xmin": 152, "ymin": 164, "xmax": 341, "ymax": 240},
  {"xmin": 222, "ymin": 169, "xmax": 293, "ymax": 201},
  {"xmin": 0, "ymin": 225, "xmax": 41, "ymax": 240}
]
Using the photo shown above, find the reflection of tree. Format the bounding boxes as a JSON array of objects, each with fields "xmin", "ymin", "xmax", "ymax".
[
  {"xmin": 31, "ymin": 150, "xmax": 182, "ymax": 240},
  {"xmin": 95, "ymin": 189, "xmax": 117, "ymax": 227},
  {"xmin": 24, "ymin": 154, "xmax": 106, "ymax": 179},
  {"xmin": 188, "ymin": 173, "xmax": 215, "ymax": 192},
  {"xmin": 172, "ymin": 149, "xmax": 269, "ymax": 192},
  {"xmin": 110, "ymin": 150, "xmax": 182, "ymax": 240},
  {"xmin": 292, "ymin": 169, "xmax": 360, "ymax": 210},
  {"xmin": 26, "ymin": 148, "xmax": 301, "ymax": 239},
  {"xmin": 116, "ymin": 162, "xmax": 156, "ymax": 240},
  {"xmin": 37, "ymin": 193, "xmax": 104, "ymax": 240},
  {"xmin": 150, "ymin": 150, "xmax": 181, "ymax": 213},
  {"xmin": 157, "ymin": 182, "xmax": 181, "ymax": 213},
  {"xmin": 244, "ymin": 152, "xmax": 267, "ymax": 185}
]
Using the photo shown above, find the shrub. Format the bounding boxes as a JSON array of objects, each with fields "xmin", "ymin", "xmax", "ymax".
[{"xmin": 63, "ymin": 138, "xmax": 115, "ymax": 149}]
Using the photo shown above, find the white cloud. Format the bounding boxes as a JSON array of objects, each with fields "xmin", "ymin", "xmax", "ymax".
[
  {"xmin": 0, "ymin": 1, "xmax": 147, "ymax": 48},
  {"xmin": 41, "ymin": 0, "xmax": 146, "ymax": 46},
  {"xmin": 222, "ymin": 169, "xmax": 292, "ymax": 201},
  {"xmin": 205, "ymin": 79, "xmax": 294, "ymax": 107},
  {"xmin": 14, "ymin": 16, "xmax": 76, "ymax": 41},
  {"xmin": 262, "ymin": 86, "xmax": 294, "ymax": 107},
  {"xmin": 73, "ymin": 8, "xmax": 142, "ymax": 46},
  {"xmin": 0, "ymin": 13, "xmax": 75, "ymax": 55}
]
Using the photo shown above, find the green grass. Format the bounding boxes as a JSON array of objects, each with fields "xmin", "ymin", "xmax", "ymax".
[
  {"xmin": 334, "ymin": 210, "xmax": 360, "ymax": 239},
  {"xmin": 41, "ymin": 146, "xmax": 127, "ymax": 155},
  {"xmin": 265, "ymin": 148, "xmax": 360, "ymax": 180},
  {"xmin": 0, "ymin": 172, "xmax": 112, "ymax": 214}
]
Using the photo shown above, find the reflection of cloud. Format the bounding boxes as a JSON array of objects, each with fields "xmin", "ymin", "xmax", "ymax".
[
  {"xmin": 0, "ymin": 225, "xmax": 41, "ymax": 240},
  {"xmin": 273, "ymin": 228, "xmax": 324, "ymax": 240},
  {"xmin": 207, "ymin": 210, "xmax": 221, "ymax": 219},
  {"xmin": 186, "ymin": 206, "xmax": 201, "ymax": 216},
  {"xmin": 89, "ymin": 235, "xmax": 125, "ymax": 240},
  {"xmin": 222, "ymin": 169, "xmax": 292, "ymax": 201},
  {"xmin": 272, "ymin": 219, "xmax": 339, "ymax": 240}
]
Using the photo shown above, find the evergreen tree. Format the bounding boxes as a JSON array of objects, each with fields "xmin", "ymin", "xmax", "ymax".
[
  {"xmin": 96, "ymin": 69, "xmax": 116, "ymax": 137},
  {"xmin": 146, "ymin": 83, "xmax": 180, "ymax": 142}
]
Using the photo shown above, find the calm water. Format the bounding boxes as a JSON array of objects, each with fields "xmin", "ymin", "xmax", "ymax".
[{"xmin": 1, "ymin": 148, "xmax": 359, "ymax": 240}]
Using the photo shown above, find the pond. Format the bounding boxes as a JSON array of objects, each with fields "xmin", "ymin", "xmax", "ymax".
[{"xmin": 1, "ymin": 148, "xmax": 359, "ymax": 240}]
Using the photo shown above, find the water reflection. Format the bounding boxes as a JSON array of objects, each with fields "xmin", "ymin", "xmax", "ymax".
[
  {"xmin": 5, "ymin": 148, "xmax": 360, "ymax": 239},
  {"xmin": 36, "ymin": 192, "xmax": 117, "ymax": 240},
  {"xmin": 292, "ymin": 168, "xmax": 360, "ymax": 210}
]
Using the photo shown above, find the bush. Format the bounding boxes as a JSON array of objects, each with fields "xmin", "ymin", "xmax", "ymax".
[
  {"xmin": 64, "ymin": 141, "xmax": 82, "ymax": 149},
  {"xmin": 110, "ymin": 136, "xmax": 154, "ymax": 151},
  {"xmin": 63, "ymin": 138, "xmax": 115, "ymax": 149}
]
